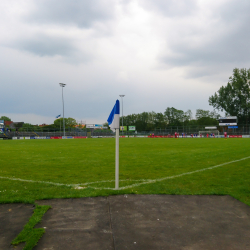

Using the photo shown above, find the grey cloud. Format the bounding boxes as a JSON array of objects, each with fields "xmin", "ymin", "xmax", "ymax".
[
  {"xmin": 163, "ymin": 33, "xmax": 250, "ymax": 66},
  {"xmin": 138, "ymin": 0, "xmax": 198, "ymax": 17},
  {"xmin": 11, "ymin": 34, "xmax": 92, "ymax": 63},
  {"xmin": 26, "ymin": 0, "xmax": 116, "ymax": 28},
  {"xmin": 16, "ymin": 35, "xmax": 76, "ymax": 57},
  {"xmin": 219, "ymin": 0, "xmax": 250, "ymax": 23},
  {"xmin": 0, "ymin": 82, "xmax": 60, "ymax": 116},
  {"xmin": 160, "ymin": 1, "xmax": 250, "ymax": 78}
]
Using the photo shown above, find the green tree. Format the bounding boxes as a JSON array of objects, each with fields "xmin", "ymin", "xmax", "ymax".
[
  {"xmin": 65, "ymin": 118, "xmax": 77, "ymax": 127},
  {"xmin": 196, "ymin": 117, "xmax": 218, "ymax": 126},
  {"xmin": 19, "ymin": 123, "xmax": 41, "ymax": 131},
  {"xmin": 209, "ymin": 68, "xmax": 250, "ymax": 124},
  {"xmin": 195, "ymin": 109, "xmax": 219, "ymax": 126},
  {"xmin": 164, "ymin": 107, "xmax": 185, "ymax": 126},
  {"xmin": 53, "ymin": 118, "xmax": 63, "ymax": 128},
  {"xmin": 183, "ymin": 110, "xmax": 193, "ymax": 125},
  {"xmin": 121, "ymin": 114, "xmax": 137, "ymax": 126},
  {"xmin": 102, "ymin": 122, "xmax": 109, "ymax": 128},
  {"xmin": 0, "ymin": 116, "xmax": 11, "ymax": 121},
  {"xmin": 121, "ymin": 112, "xmax": 158, "ymax": 131},
  {"xmin": 195, "ymin": 109, "xmax": 211, "ymax": 119},
  {"xmin": 135, "ymin": 112, "xmax": 150, "ymax": 131},
  {"xmin": 154, "ymin": 112, "xmax": 166, "ymax": 129},
  {"xmin": 195, "ymin": 109, "xmax": 220, "ymax": 119},
  {"xmin": 53, "ymin": 117, "xmax": 77, "ymax": 128}
]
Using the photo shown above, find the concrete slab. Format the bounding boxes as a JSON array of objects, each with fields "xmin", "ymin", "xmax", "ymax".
[
  {"xmin": 108, "ymin": 195, "xmax": 250, "ymax": 250},
  {"xmin": 1, "ymin": 195, "xmax": 250, "ymax": 249},
  {"xmin": 34, "ymin": 197, "xmax": 114, "ymax": 250},
  {"xmin": 0, "ymin": 203, "xmax": 34, "ymax": 250}
]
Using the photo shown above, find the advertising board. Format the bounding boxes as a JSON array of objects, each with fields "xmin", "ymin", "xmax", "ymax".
[
  {"xmin": 242, "ymin": 135, "xmax": 250, "ymax": 138},
  {"xmin": 0, "ymin": 120, "xmax": 4, "ymax": 129},
  {"xmin": 229, "ymin": 135, "xmax": 242, "ymax": 138},
  {"xmin": 205, "ymin": 127, "xmax": 217, "ymax": 130},
  {"xmin": 120, "ymin": 126, "xmax": 127, "ymax": 131},
  {"xmin": 86, "ymin": 124, "xmax": 103, "ymax": 129},
  {"xmin": 128, "ymin": 126, "xmax": 136, "ymax": 131},
  {"xmin": 219, "ymin": 116, "xmax": 237, "ymax": 126}
]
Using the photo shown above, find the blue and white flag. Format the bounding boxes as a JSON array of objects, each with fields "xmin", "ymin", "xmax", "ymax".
[
  {"xmin": 107, "ymin": 100, "xmax": 120, "ymax": 131},
  {"xmin": 56, "ymin": 114, "xmax": 61, "ymax": 118}
]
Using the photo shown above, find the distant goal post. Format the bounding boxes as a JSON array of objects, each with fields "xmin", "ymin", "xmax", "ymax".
[{"xmin": 199, "ymin": 130, "xmax": 219, "ymax": 136}]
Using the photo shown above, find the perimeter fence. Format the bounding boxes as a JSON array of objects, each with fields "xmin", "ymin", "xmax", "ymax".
[
  {"xmin": 142, "ymin": 124, "xmax": 250, "ymax": 136},
  {"xmin": 1, "ymin": 124, "xmax": 250, "ymax": 139}
]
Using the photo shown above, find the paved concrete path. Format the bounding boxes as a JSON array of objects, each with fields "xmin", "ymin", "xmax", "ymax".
[
  {"xmin": 1, "ymin": 195, "xmax": 250, "ymax": 249},
  {"xmin": 0, "ymin": 203, "xmax": 34, "ymax": 250}
]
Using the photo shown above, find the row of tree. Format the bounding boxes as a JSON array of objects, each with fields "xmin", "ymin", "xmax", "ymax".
[
  {"xmin": 117, "ymin": 108, "xmax": 220, "ymax": 132},
  {"xmin": 1, "ymin": 110, "xmax": 219, "ymax": 132}
]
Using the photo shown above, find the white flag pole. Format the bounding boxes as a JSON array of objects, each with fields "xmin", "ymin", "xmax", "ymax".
[{"xmin": 115, "ymin": 128, "xmax": 119, "ymax": 189}]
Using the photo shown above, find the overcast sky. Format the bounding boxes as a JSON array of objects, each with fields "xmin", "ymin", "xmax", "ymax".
[{"xmin": 1, "ymin": 0, "xmax": 250, "ymax": 125}]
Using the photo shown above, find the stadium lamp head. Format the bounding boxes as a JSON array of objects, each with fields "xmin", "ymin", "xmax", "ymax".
[
  {"xmin": 119, "ymin": 95, "xmax": 125, "ymax": 97},
  {"xmin": 59, "ymin": 83, "xmax": 66, "ymax": 87}
]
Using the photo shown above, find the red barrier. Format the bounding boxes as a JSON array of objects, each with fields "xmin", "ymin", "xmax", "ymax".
[
  {"xmin": 50, "ymin": 136, "xmax": 62, "ymax": 139},
  {"xmin": 74, "ymin": 136, "xmax": 87, "ymax": 139},
  {"xmin": 148, "ymin": 135, "xmax": 174, "ymax": 138},
  {"xmin": 229, "ymin": 135, "xmax": 242, "ymax": 138}
]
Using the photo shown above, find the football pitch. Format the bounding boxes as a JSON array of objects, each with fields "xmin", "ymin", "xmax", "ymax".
[{"xmin": 0, "ymin": 138, "xmax": 250, "ymax": 206}]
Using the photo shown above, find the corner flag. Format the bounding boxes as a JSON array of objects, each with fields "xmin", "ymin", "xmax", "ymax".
[
  {"xmin": 107, "ymin": 100, "xmax": 120, "ymax": 190},
  {"xmin": 107, "ymin": 100, "xmax": 120, "ymax": 131}
]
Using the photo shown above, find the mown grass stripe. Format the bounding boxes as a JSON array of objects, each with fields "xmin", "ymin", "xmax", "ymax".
[{"xmin": 2, "ymin": 156, "xmax": 249, "ymax": 191}]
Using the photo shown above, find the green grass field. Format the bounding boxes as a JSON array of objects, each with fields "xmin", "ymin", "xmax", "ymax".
[{"xmin": 0, "ymin": 138, "xmax": 250, "ymax": 206}]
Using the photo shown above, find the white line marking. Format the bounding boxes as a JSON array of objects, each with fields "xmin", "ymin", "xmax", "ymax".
[
  {"xmin": 117, "ymin": 156, "xmax": 250, "ymax": 190},
  {"xmin": 0, "ymin": 176, "xmax": 148, "ymax": 189},
  {"xmin": 79, "ymin": 179, "xmax": 132, "ymax": 185},
  {"xmin": 78, "ymin": 179, "xmax": 148, "ymax": 186},
  {"xmin": 0, "ymin": 175, "xmax": 144, "ymax": 187},
  {"xmin": 0, "ymin": 176, "xmax": 77, "ymax": 187},
  {"xmin": 0, "ymin": 156, "xmax": 249, "ymax": 190}
]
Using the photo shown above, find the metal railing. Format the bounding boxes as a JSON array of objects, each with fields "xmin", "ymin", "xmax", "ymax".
[{"xmin": 1, "ymin": 124, "xmax": 250, "ymax": 138}]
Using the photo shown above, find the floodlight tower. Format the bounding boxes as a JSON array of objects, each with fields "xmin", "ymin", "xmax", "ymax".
[
  {"xmin": 247, "ymin": 79, "xmax": 250, "ymax": 130},
  {"xmin": 119, "ymin": 95, "xmax": 125, "ymax": 135},
  {"xmin": 59, "ymin": 83, "xmax": 66, "ymax": 136}
]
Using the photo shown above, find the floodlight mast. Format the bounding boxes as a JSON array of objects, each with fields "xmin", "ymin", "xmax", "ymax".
[
  {"xmin": 119, "ymin": 95, "xmax": 125, "ymax": 135},
  {"xmin": 59, "ymin": 83, "xmax": 66, "ymax": 137},
  {"xmin": 247, "ymin": 79, "xmax": 250, "ymax": 125}
]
